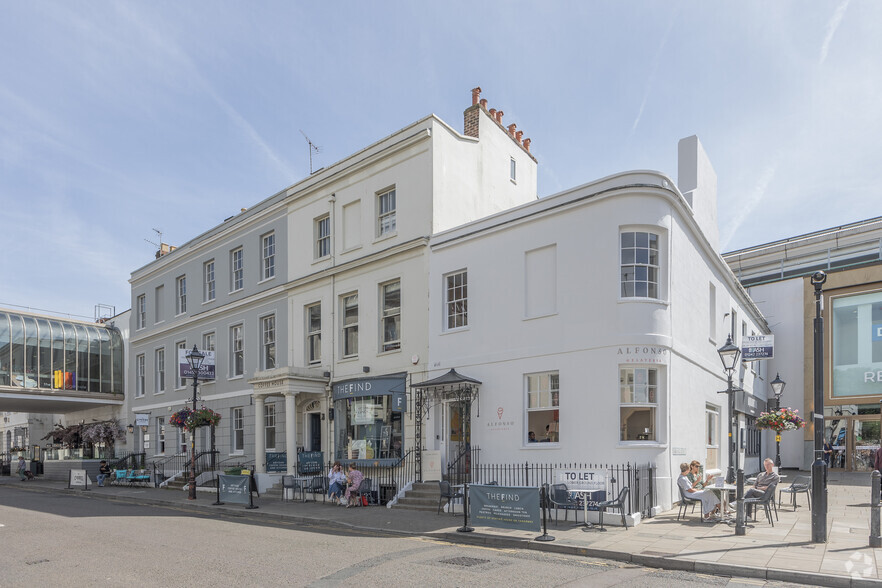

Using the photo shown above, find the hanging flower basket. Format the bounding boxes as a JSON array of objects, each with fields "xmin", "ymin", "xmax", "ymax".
[
  {"xmin": 756, "ymin": 407, "xmax": 805, "ymax": 433},
  {"xmin": 170, "ymin": 406, "xmax": 221, "ymax": 431}
]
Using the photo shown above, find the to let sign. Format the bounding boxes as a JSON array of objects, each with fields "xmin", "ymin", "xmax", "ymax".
[{"xmin": 742, "ymin": 335, "xmax": 774, "ymax": 361}]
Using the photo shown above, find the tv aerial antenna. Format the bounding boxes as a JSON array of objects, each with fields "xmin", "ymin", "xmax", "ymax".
[
  {"xmin": 300, "ymin": 130, "xmax": 321, "ymax": 174},
  {"xmin": 144, "ymin": 227, "xmax": 163, "ymax": 253}
]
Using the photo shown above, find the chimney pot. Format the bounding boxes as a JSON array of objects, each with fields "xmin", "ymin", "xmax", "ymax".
[
  {"xmin": 516, "ymin": 130, "xmax": 524, "ymax": 142},
  {"xmin": 523, "ymin": 138, "xmax": 531, "ymax": 152},
  {"xmin": 496, "ymin": 110, "xmax": 503, "ymax": 123},
  {"xmin": 471, "ymin": 87, "xmax": 482, "ymax": 106},
  {"xmin": 489, "ymin": 108, "xmax": 496, "ymax": 118},
  {"xmin": 479, "ymin": 98, "xmax": 487, "ymax": 109},
  {"xmin": 507, "ymin": 123, "xmax": 517, "ymax": 136}
]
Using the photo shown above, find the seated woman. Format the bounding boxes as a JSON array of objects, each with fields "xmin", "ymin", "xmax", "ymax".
[
  {"xmin": 343, "ymin": 463, "xmax": 364, "ymax": 508},
  {"xmin": 688, "ymin": 460, "xmax": 713, "ymax": 490},
  {"xmin": 328, "ymin": 461, "xmax": 346, "ymax": 504},
  {"xmin": 677, "ymin": 462, "xmax": 720, "ymax": 521}
]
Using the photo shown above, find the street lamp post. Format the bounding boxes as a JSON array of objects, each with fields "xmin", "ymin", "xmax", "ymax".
[
  {"xmin": 771, "ymin": 373, "xmax": 786, "ymax": 468},
  {"xmin": 718, "ymin": 335, "xmax": 741, "ymax": 484},
  {"xmin": 811, "ymin": 271, "xmax": 828, "ymax": 543},
  {"xmin": 718, "ymin": 335, "xmax": 746, "ymax": 535},
  {"xmin": 185, "ymin": 345, "xmax": 206, "ymax": 501}
]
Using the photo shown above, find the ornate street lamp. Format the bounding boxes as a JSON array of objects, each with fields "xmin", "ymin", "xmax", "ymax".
[
  {"xmin": 126, "ymin": 423, "xmax": 134, "ymax": 434},
  {"xmin": 185, "ymin": 345, "xmax": 206, "ymax": 500},
  {"xmin": 770, "ymin": 373, "xmax": 786, "ymax": 468},
  {"xmin": 718, "ymin": 335, "xmax": 741, "ymax": 484},
  {"xmin": 810, "ymin": 271, "xmax": 828, "ymax": 543}
]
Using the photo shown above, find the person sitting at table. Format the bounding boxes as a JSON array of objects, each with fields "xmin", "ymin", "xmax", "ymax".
[
  {"xmin": 327, "ymin": 461, "xmax": 346, "ymax": 504},
  {"xmin": 745, "ymin": 457, "xmax": 779, "ymax": 516},
  {"xmin": 688, "ymin": 460, "xmax": 713, "ymax": 490},
  {"xmin": 343, "ymin": 463, "xmax": 364, "ymax": 508},
  {"xmin": 677, "ymin": 462, "xmax": 720, "ymax": 521},
  {"xmin": 528, "ymin": 431, "xmax": 537, "ymax": 443}
]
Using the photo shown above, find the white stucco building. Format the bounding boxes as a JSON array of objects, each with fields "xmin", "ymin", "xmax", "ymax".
[
  {"xmin": 425, "ymin": 136, "xmax": 773, "ymax": 511},
  {"xmin": 127, "ymin": 88, "xmax": 538, "ymax": 488}
]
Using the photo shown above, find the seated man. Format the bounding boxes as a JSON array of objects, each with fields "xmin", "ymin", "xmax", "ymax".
[
  {"xmin": 677, "ymin": 462, "xmax": 720, "ymax": 521},
  {"xmin": 745, "ymin": 457, "xmax": 779, "ymax": 516}
]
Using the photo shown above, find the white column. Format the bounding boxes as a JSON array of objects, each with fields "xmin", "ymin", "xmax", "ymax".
[
  {"xmin": 285, "ymin": 391, "xmax": 297, "ymax": 475},
  {"xmin": 254, "ymin": 395, "xmax": 266, "ymax": 474}
]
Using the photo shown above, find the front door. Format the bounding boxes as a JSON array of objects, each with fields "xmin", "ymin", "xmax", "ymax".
[{"xmin": 309, "ymin": 413, "xmax": 322, "ymax": 451}]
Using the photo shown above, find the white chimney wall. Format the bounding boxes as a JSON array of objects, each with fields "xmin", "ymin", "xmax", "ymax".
[{"xmin": 677, "ymin": 135, "xmax": 719, "ymax": 251}]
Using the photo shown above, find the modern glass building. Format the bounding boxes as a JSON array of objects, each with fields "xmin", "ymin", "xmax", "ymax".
[{"xmin": 0, "ymin": 309, "xmax": 124, "ymax": 395}]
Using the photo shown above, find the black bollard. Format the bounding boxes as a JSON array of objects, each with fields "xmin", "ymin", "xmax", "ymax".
[
  {"xmin": 870, "ymin": 471, "xmax": 881, "ymax": 548},
  {"xmin": 456, "ymin": 483, "xmax": 473, "ymax": 533},
  {"xmin": 735, "ymin": 469, "xmax": 745, "ymax": 535}
]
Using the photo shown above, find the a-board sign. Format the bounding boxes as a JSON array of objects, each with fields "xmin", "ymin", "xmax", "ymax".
[
  {"xmin": 218, "ymin": 474, "xmax": 252, "ymax": 505},
  {"xmin": 742, "ymin": 335, "xmax": 774, "ymax": 360},
  {"xmin": 266, "ymin": 452, "xmax": 287, "ymax": 473},
  {"xmin": 298, "ymin": 451, "xmax": 323, "ymax": 474},
  {"xmin": 68, "ymin": 469, "xmax": 91, "ymax": 490},
  {"xmin": 469, "ymin": 485, "xmax": 541, "ymax": 532}
]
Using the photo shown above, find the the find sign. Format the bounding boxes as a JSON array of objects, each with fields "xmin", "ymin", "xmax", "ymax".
[{"xmin": 873, "ymin": 323, "xmax": 882, "ymax": 342}]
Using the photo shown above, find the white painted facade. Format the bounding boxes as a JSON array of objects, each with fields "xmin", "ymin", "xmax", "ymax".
[
  {"xmin": 127, "ymin": 93, "xmax": 538, "ymax": 483},
  {"xmin": 426, "ymin": 137, "xmax": 771, "ymax": 511}
]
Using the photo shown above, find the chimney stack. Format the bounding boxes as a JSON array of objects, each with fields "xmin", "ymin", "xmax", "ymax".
[
  {"xmin": 507, "ymin": 123, "xmax": 517, "ymax": 137},
  {"xmin": 516, "ymin": 130, "xmax": 523, "ymax": 142},
  {"xmin": 471, "ymin": 87, "xmax": 482, "ymax": 106},
  {"xmin": 523, "ymin": 138, "xmax": 531, "ymax": 152},
  {"xmin": 495, "ymin": 110, "xmax": 503, "ymax": 124}
]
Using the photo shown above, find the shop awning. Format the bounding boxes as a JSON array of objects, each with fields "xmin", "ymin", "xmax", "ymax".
[{"xmin": 411, "ymin": 369, "xmax": 482, "ymax": 390}]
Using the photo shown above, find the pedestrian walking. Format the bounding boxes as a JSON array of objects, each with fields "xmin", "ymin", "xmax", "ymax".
[
  {"xmin": 17, "ymin": 456, "xmax": 27, "ymax": 481},
  {"xmin": 874, "ymin": 446, "xmax": 882, "ymax": 473}
]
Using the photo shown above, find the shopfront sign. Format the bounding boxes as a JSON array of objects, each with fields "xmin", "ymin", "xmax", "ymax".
[
  {"xmin": 178, "ymin": 350, "xmax": 216, "ymax": 380},
  {"xmin": 297, "ymin": 451, "xmax": 323, "ymax": 474},
  {"xmin": 134, "ymin": 413, "xmax": 150, "ymax": 427},
  {"xmin": 873, "ymin": 323, "xmax": 882, "ymax": 341},
  {"xmin": 616, "ymin": 346, "xmax": 668, "ymax": 364},
  {"xmin": 469, "ymin": 485, "xmax": 541, "ymax": 532},
  {"xmin": 742, "ymin": 335, "xmax": 774, "ymax": 360},
  {"xmin": 332, "ymin": 374, "xmax": 406, "ymax": 401},
  {"xmin": 735, "ymin": 390, "xmax": 766, "ymax": 417}
]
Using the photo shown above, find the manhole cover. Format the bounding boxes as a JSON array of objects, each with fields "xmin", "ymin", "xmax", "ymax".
[{"xmin": 438, "ymin": 557, "xmax": 491, "ymax": 567}]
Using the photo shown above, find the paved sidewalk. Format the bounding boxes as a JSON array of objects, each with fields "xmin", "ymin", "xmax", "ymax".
[{"xmin": 2, "ymin": 470, "xmax": 881, "ymax": 587}]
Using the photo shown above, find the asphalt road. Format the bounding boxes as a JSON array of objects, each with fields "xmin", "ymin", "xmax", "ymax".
[{"xmin": 0, "ymin": 486, "xmax": 805, "ymax": 587}]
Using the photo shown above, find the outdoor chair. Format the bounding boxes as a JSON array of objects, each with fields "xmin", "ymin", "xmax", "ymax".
[
  {"xmin": 353, "ymin": 477, "xmax": 373, "ymax": 506},
  {"xmin": 744, "ymin": 483, "xmax": 778, "ymax": 526},
  {"xmin": 438, "ymin": 480, "xmax": 464, "ymax": 515},
  {"xmin": 281, "ymin": 475, "xmax": 303, "ymax": 502},
  {"xmin": 779, "ymin": 476, "xmax": 811, "ymax": 511},
  {"xmin": 307, "ymin": 476, "xmax": 327, "ymax": 503},
  {"xmin": 548, "ymin": 483, "xmax": 580, "ymax": 524},
  {"xmin": 598, "ymin": 486, "xmax": 630, "ymax": 530},
  {"xmin": 677, "ymin": 485, "xmax": 700, "ymax": 521},
  {"xmin": 112, "ymin": 469, "xmax": 127, "ymax": 486}
]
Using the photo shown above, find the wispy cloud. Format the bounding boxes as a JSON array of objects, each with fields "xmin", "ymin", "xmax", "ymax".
[
  {"xmin": 721, "ymin": 160, "xmax": 778, "ymax": 250},
  {"xmin": 630, "ymin": 11, "xmax": 678, "ymax": 137},
  {"xmin": 820, "ymin": 0, "xmax": 850, "ymax": 65}
]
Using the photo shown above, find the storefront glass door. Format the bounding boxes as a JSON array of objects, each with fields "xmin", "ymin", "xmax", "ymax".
[{"xmin": 825, "ymin": 416, "xmax": 881, "ymax": 471}]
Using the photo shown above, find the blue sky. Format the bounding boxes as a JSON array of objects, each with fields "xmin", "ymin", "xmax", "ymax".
[{"xmin": 1, "ymin": 1, "xmax": 878, "ymax": 320}]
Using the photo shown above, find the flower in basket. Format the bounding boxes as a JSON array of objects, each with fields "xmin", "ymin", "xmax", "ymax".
[
  {"xmin": 170, "ymin": 406, "xmax": 221, "ymax": 430},
  {"xmin": 756, "ymin": 407, "xmax": 806, "ymax": 433}
]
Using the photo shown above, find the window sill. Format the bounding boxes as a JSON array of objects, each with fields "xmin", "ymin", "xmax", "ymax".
[
  {"xmin": 523, "ymin": 311, "xmax": 557, "ymax": 321},
  {"xmin": 617, "ymin": 441, "xmax": 667, "ymax": 449},
  {"xmin": 155, "ymin": 320, "xmax": 165, "ymax": 326},
  {"xmin": 617, "ymin": 297, "xmax": 669, "ymax": 306},
  {"xmin": 203, "ymin": 299, "xmax": 216, "ymax": 305},
  {"xmin": 153, "ymin": 391, "xmax": 165, "ymax": 396},
  {"xmin": 441, "ymin": 326, "xmax": 470, "ymax": 335},
  {"xmin": 228, "ymin": 375, "xmax": 244, "ymax": 381},
  {"xmin": 311, "ymin": 255, "xmax": 331, "ymax": 265},
  {"xmin": 338, "ymin": 356, "xmax": 359, "ymax": 363},
  {"xmin": 229, "ymin": 289, "xmax": 244, "ymax": 296},
  {"xmin": 175, "ymin": 312, "xmax": 186, "ymax": 318},
  {"xmin": 524, "ymin": 443, "xmax": 560, "ymax": 449},
  {"xmin": 378, "ymin": 347, "xmax": 401, "ymax": 356},
  {"xmin": 229, "ymin": 452, "xmax": 244, "ymax": 457},
  {"xmin": 510, "ymin": 178, "xmax": 517, "ymax": 185},
  {"xmin": 373, "ymin": 232, "xmax": 397, "ymax": 245},
  {"xmin": 341, "ymin": 245, "xmax": 362, "ymax": 255},
  {"xmin": 257, "ymin": 276, "xmax": 276, "ymax": 285}
]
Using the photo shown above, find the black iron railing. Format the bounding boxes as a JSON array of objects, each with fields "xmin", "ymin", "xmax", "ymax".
[
  {"xmin": 297, "ymin": 450, "xmax": 417, "ymax": 504},
  {"xmin": 446, "ymin": 445, "xmax": 480, "ymax": 485},
  {"xmin": 470, "ymin": 461, "xmax": 656, "ymax": 518},
  {"xmin": 151, "ymin": 450, "xmax": 220, "ymax": 487},
  {"xmin": 108, "ymin": 452, "xmax": 146, "ymax": 471}
]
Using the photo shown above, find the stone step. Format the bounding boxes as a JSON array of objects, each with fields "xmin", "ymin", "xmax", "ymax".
[{"xmin": 393, "ymin": 502, "xmax": 442, "ymax": 512}]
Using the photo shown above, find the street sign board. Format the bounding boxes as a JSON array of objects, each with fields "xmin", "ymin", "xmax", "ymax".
[{"xmin": 742, "ymin": 335, "xmax": 774, "ymax": 361}]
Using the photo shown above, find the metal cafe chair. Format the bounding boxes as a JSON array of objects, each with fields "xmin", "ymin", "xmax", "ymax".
[
  {"xmin": 438, "ymin": 480, "xmax": 464, "ymax": 515},
  {"xmin": 598, "ymin": 486, "xmax": 630, "ymax": 530}
]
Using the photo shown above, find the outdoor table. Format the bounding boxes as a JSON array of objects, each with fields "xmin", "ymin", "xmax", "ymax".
[
  {"xmin": 704, "ymin": 484, "xmax": 737, "ymax": 521},
  {"xmin": 569, "ymin": 489, "xmax": 602, "ymax": 529},
  {"xmin": 294, "ymin": 476, "xmax": 312, "ymax": 502}
]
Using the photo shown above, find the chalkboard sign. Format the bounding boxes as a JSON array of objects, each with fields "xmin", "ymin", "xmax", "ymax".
[
  {"xmin": 298, "ymin": 451, "xmax": 323, "ymax": 475},
  {"xmin": 266, "ymin": 452, "xmax": 287, "ymax": 473}
]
